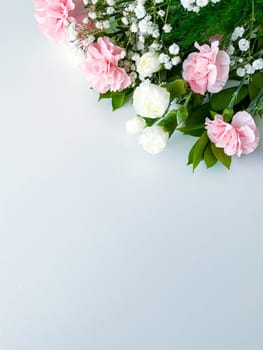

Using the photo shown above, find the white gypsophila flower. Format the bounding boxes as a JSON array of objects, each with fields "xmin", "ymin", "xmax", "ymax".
[
  {"xmin": 107, "ymin": 7, "xmax": 115, "ymax": 14},
  {"xmin": 136, "ymin": 52, "xmax": 161, "ymax": 77},
  {"xmin": 238, "ymin": 38, "xmax": 250, "ymax": 51},
  {"xmin": 103, "ymin": 20, "xmax": 110, "ymax": 29},
  {"xmin": 171, "ymin": 56, "xmax": 181, "ymax": 66},
  {"xmin": 67, "ymin": 22, "xmax": 77, "ymax": 41},
  {"xmin": 134, "ymin": 4, "xmax": 146, "ymax": 19},
  {"xmin": 227, "ymin": 44, "xmax": 235, "ymax": 55},
  {"xmin": 252, "ymin": 58, "xmax": 263, "ymax": 71},
  {"xmin": 130, "ymin": 23, "xmax": 138, "ymax": 33},
  {"xmin": 88, "ymin": 12, "xmax": 97, "ymax": 19},
  {"xmin": 180, "ymin": 0, "xmax": 197, "ymax": 11},
  {"xmin": 122, "ymin": 17, "xmax": 129, "ymax": 25},
  {"xmin": 82, "ymin": 17, "xmax": 89, "ymax": 24},
  {"xmin": 231, "ymin": 26, "xmax": 245, "ymax": 41},
  {"xmin": 150, "ymin": 41, "xmax": 163, "ymax": 51},
  {"xmin": 244, "ymin": 64, "xmax": 255, "ymax": 75},
  {"xmin": 152, "ymin": 29, "xmax": 160, "ymax": 38},
  {"xmin": 169, "ymin": 43, "xmax": 180, "ymax": 55},
  {"xmin": 139, "ymin": 125, "xmax": 169, "ymax": 154},
  {"xmin": 158, "ymin": 10, "xmax": 165, "ymax": 17},
  {"xmin": 196, "ymin": 0, "xmax": 208, "ymax": 7},
  {"xmin": 126, "ymin": 116, "xmax": 146, "ymax": 135},
  {"xmin": 82, "ymin": 35, "xmax": 95, "ymax": 46},
  {"xmin": 236, "ymin": 67, "xmax": 246, "ymax": 77},
  {"xmin": 163, "ymin": 24, "xmax": 172, "ymax": 33},
  {"xmin": 164, "ymin": 61, "xmax": 173, "ymax": 70},
  {"xmin": 133, "ymin": 83, "xmax": 170, "ymax": 118},
  {"xmin": 159, "ymin": 53, "xmax": 170, "ymax": 64}
]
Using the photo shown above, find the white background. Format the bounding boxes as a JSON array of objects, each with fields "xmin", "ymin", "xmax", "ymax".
[{"xmin": 0, "ymin": 2, "xmax": 263, "ymax": 349}]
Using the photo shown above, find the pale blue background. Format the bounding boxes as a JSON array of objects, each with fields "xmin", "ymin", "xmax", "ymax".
[{"xmin": 0, "ymin": 2, "xmax": 262, "ymax": 350}]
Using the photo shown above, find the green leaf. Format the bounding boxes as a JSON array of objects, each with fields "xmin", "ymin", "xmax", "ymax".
[
  {"xmin": 211, "ymin": 86, "xmax": 248, "ymax": 111},
  {"xmin": 191, "ymin": 93, "xmax": 204, "ymax": 109},
  {"xmin": 162, "ymin": 79, "xmax": 187, "ymax": 100},
  {"xmin": 111, "ymin": 93, "xmax": 125, "ymax": 111},
  {"xmin": 248, "ymin": 72, "xmax": 263, "ymax": 100},
  {"xmin": 158, "ymin": 110, "xmax": 178, "ymax": 135},
  {"xmin": 185, "ymin": 103, "xmax": 210, "ymax": 127},
  {"xmin": 192, "ymin": 132, "xmax": 209, "ymax": 170},
  {"xmin": 177, "ymin": 124, "xmax": 205, "ymax": 137},
  {"xmin": 210, "ymin": 143, "xmax": 232, "ymax": 169},
  {"xmin": 99, "ymin": 92, "xmax": 112, "ymax": 101},
  {"xmin": 176, "ymin": 106, "xmax": 189, "ymax": 124},
  {"xmin": 186, "ymin": 132, "xmax": 209, "ymax": 169},
  {"xmin": 204, "ymin": 143, "xmax": 217, "ymax": 168},
  {"xmin": 187, "ymin": 139, "xmax": 198, "ymax": 165},
  {"xmin": 143, "ymin": 117, "xmax": 160, "ymax": 127}
]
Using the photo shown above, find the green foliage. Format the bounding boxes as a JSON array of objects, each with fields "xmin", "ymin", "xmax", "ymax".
[
  {"xmin": 204, "ymin": 144, "xmax": 217, "ymax": 168},
  {"xmin": 165, "ymin": 0, "xmax": 263, "ymax": 52},
  {"xmin": 187, "ymin": 131, "xmax": 209, "ymax": 170},
  {"xmin": 248, "ymin": 72, "xmax": 263, "ymax": 100},
  {"xmin": 187, "ymin": 133, "xmax": 232, "ymax": 171},
  {"xmin": 112, "ymin": 93, "xmax": 125, "ymax": 111},
  {"xmin": 162, "ymin": 79, "xmax": 187, "ymax": 100},
  {"xmin": 210, "ymin": 144, "xmax": 232, "ymax": 169},
  {"xmin": 210, "ymin": 86, "xmax": 248, "ymax": 111},
  {"xmin": 158, "ymin": 110, "xmax": 178, "ymax": 135},
  {"xmin": 99, "ymin": 88, "xmax": 133, "ymax": 111}
]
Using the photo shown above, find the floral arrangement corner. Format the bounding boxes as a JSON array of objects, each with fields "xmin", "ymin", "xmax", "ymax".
[{"xmin": 34, "ymin": 0, "xmax": 263, "ymax": 171}]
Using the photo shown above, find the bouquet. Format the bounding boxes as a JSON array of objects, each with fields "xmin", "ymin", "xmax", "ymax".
[{"xmin": 34, "ymin": 0, "xmax": 263, "ymax": 170}]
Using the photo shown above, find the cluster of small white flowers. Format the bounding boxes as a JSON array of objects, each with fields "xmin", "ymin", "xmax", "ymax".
[
  {"xmin": 228, "ymin": 26, "xmax": 263, "ymax": 78},
  {"xmin": 158, "ymin": 43, "xmax": 181, "ymax": 70},
  {"xmin": 180, "ymin": 0, "xmax": 220, "ymax": 13}
]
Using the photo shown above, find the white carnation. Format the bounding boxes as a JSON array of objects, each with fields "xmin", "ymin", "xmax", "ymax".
[
  {"xmin": 136, "ymin": 52, "xmax": 161, "ymax": 77},
  {"xmin": 126, "ymin": 116, "xmax": 146, "ymax": 135},
  {"xmin": 133, "ymin": 83, "xmax": 170, "ymax": 118},
  {"xmin": 139, "ymin": 125, "xmax": 169, "ymax": 154}
]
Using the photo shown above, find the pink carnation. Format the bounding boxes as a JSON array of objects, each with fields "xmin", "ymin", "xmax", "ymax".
[
  {"xmin": 82, "ymin": 37, "xmax": 131, "ymax": 93},
  {"xmin": 182, "ymin": 41, "xmax": 230, "ymax": 95},
  {"xmin": 205, "ymin": 111, "xmax": 260, "ymax": 157},
  {"xmin": 34, "ymin": 0, "xmax": 87, "ymax": 42}
]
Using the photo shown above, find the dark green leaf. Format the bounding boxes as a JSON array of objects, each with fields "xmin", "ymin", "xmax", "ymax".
[
  {"xmin": 177, "ymin": 124, "xmax": 205, "ymax": 137},
  {"xmin": 111, "ymin": 93, "xmax": 125, "ymax": 111},
  {"xmin": 144, "ymin": 117, "xmax": 160, "ymax": 126},
  {"xmin": 187, "ymin": 139, "xmax": 198, "ymax": 165},
  {"xmin": 176, "ymin": 106, "xmax": 189, "ymax": 124},
  {"xmin": 185, "ymin": 103, "xmax": 210, "ymax": 127},
  {"xmin": 210, "ymin": 143, "xmax": 232, "ymax": 169},
  {"xmin": 192, "ymin": 132, "xmax": 209, "ymax": 170},
  {"xmin": 159, "ymin": 110, "xmax": 178, "ymax": 135},
  {"xmin": 99, "ymin": 92, "xmax": 112, "ymax": 101},
  {"xmin": 211, "ymin": 86, "xmax": 248, "ymax": 111},
  {"xmin": 204, "ymin": 143, "xmax": 217, "ymax": 168},
  {"xmin": 162, "ymin": 79, "xmax": 187, "ymax": 100},
  {"xmin": 248, "ymin": 72, "xmax": 263, "ymax": 99}
]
